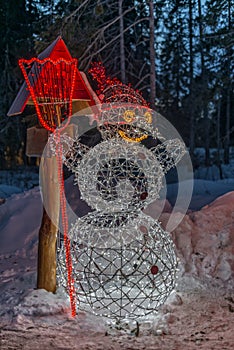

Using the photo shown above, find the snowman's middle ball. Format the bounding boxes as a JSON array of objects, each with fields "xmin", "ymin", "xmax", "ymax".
[{"xmin": 75, "ymin": 139, "xmax": 163, "ymax": 212}]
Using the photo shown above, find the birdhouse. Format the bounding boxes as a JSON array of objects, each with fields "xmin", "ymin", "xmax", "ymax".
[{"xmin": 7, "ymin": 36, "xmax": 99, "ymax": 157}]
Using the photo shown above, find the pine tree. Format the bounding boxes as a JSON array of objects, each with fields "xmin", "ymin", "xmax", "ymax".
[
  {"xmin": 157, "ymin": 0, "xmax": 191, "ymax": 141},
  {"xmin": 204, "ymin": 0, "xmax": 234, "ymax": 164},
  {"xmin": 0, "ymin": 0, "xmax": 39, "ymax": 168},
  {"xmin": 37, "ymin": 0, "xmax": 162, "ymax": 104}
]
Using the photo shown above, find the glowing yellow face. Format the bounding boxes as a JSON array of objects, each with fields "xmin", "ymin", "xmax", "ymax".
[
  {"xmin": 118, "ymin": 110, "xmax": 152, "ymax": 142},
  {"xmin": 122, "ymin": 110, "xmax": 135, "ymax": 123},
  {"xmin": 118, "ymin": 129, "xmax": 148, "ymax": 142},
  {"xmin": 144, "ymin": 111, "xmax": 152, "ymax": 124}
]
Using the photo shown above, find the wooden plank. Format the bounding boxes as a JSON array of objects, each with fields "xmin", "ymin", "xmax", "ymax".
[
  {"xmin": 26, "ymin": 124, "xmax": 77, "ymax": 157},
  {"xmin": 26, "ymin": 126, "xmax": 49, "ymax": 157}
]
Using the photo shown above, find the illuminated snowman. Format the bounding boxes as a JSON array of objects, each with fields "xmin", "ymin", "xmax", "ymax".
[{"xmin": 56, "ymin": 102, "xmax": 186, "ymax": 321}]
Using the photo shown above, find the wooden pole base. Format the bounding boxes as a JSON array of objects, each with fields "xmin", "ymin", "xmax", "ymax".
[
  {"xmin": 37, "ymin": 155, "xmax": 60, "ymax": 293},
  {"xmin": 37, "ymin": 207, "xmax": 58, "ymax": 293}
]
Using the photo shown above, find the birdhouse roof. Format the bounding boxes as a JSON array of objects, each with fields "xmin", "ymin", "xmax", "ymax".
[{"xmin": 7, "ymin": 36, "xmax": 99, "ymax": 116}]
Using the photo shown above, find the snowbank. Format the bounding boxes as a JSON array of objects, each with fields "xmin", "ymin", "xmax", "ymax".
[
  {"xmin": 0, "ymin": 188, "xmax": 42, "ymax": 254},
  {"xmin": 165, "ymin": 191, "xmax": 234, "ymax": 288}
]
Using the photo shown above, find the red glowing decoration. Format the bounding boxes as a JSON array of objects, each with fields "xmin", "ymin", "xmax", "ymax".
[
  {"xmin": 89, "ymin": 62, "xmax": 149, "ymax": 106},
  {"xmin": 89, "ymin": 61, "xmax": 119, "ymax": 96},
  {"xmin": 19, "ymin": 56, "xmax": 77, "ymax": 317},
  {"xmin": 19, "ymin": 57, "xmax": 77, "ymax": 132},
  {"xmin": 56, "ymin": 139, "xmax": 76, "ymax": 317},
  {"xmin": 140, "ymin": 192, "xmax": 148, "ymax": 200},
  {"xmin": 151, "ymin": 265, "xmax": 159, "ymax": 275}
]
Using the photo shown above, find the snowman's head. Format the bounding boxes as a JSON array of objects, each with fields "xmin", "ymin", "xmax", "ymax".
[{"xmin": 48, "ymin": 104, "xmax": 186, "ymax": 213}]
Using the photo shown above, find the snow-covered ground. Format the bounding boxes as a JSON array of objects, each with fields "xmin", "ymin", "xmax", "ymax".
[
  {"xmin": 0, "ymin": 175, "xmax": 234, "ymax": 349},
  {"xmin": 1, "ymin": 145, "xmax": 234, "ymax": 348},
  {"xmin": 1, "ymin": 281, "xmax": 233, "ymax": 350}
]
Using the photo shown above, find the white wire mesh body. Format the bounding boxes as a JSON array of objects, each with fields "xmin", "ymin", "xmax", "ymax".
[
  {"xmin": 76, "ymin": 139, "xmax": 163, "ymax": 212},
  {"xmin": 57, "ymin": 211, "xmax": 178, "ymax": 320},
  {"xmin": 54, "ymin": 103, "xmax": 186, "ymax": 321}
]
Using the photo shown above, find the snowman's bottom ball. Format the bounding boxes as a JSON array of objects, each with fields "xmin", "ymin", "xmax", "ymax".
[{"xmin": 57, "ymin": 213, "xmax": 178, "ymax": 320}]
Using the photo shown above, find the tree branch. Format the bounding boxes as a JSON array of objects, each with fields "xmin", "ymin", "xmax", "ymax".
[{"xmin": 79, "ymin": 17, "xmax": 149, "ymax": 64}]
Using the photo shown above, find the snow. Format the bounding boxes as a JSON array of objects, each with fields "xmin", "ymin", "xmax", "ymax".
[
  {"xmin": 0, "ymin": 177, "xmax": 233, "ymax": 254},
  {"xmin": 167, "ymin": 178, "xmax": 234, "ymax": 210},
  {"xmin": 0, "ymin": 174, "xmax": 234, "ymax": 348},
  {"xmin": 0, "ymin": 188, "xmax": 42, "ymax": 254},
  {"xmin": 167, "ymin": 191, "xmax": 234, "ymax": 288},
  {"xmin": 0, "ymin": 185, "xmax": 22, "ymax": 199}
]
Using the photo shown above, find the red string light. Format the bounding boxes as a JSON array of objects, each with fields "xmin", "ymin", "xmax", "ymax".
[
  {"xmin": 88, "ymin": 62, "xmax": 120, "ymax": 97},
  {"xmin": 19, "ymin": 57, "xmax": 77, "ymax": 132},
  {"xmin": 88, "ymin": 62, "xmax": 149, "ymax": 107},
  {"xmin": 56, "ymin": 131, "xmax": 76, "ymax": 317},
  {"xmin": 19, "ymin": 56, "xmax": 77, "ymax": 317}
]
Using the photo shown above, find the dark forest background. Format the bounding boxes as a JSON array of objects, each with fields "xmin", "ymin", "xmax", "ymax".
[{"xmin": 0, "ymin": 0, "xmax": 233, "ymax": 170}]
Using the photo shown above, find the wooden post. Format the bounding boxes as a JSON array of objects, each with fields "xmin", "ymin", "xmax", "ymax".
[
  {"xmin": 37, "ymin": 155, "xmax": 60, "ymax": 293},
  {"xmin": 37, "ymin": 208, "xmax": 58, "ymax": 292}
]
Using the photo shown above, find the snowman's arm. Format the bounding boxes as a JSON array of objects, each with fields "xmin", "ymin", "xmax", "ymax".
[
  {"xmin": 151, "ymin": 138, "xmax": 186, "ymax": 173},
  {"xmin": 48, "ymin": 133, "xmax": 90, "ymax": 173}
]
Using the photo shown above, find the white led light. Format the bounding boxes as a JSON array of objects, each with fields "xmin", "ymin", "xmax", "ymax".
[
  {"xmin": 54, "ymin": 103, "xmax": 186, "ymax": 322},
  {"xmin": 57, "ymin": 212, "xmax": 178, "ymax": 320}
]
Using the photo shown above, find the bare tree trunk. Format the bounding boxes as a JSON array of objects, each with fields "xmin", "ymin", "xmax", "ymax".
[
  {"xmin": 204, "ymin": 104, "xmax": 210, "ymax": 166},
  {"xmin": 119, "ymin": 0, "xmax": 126, "ymax": 83},
  {"xmin": 224, "ymin": 0, "xmax": 231, "ymax": 164},
  {"xmin": 224, "ymin": 87, "xmax": 231, "ymax": 164},
  {"xmin": 189, "ymin": 0, "xmax": 195, "ymax": 158},
  {"xmin": 198, "ymin": 0, "xmax": 210, "ymax": 166},
  {"xmin": 216, "ymin": 96, "xmax": 223, "ymax": 179},
  {"xmin": 149, "ymin": 0, "xmax": 156, "ymax": 109}
]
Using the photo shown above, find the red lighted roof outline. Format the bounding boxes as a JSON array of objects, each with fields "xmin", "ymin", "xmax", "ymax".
[{"xmin": 7, "ymin": 36, "xmax": 99, "ymax": 116}]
